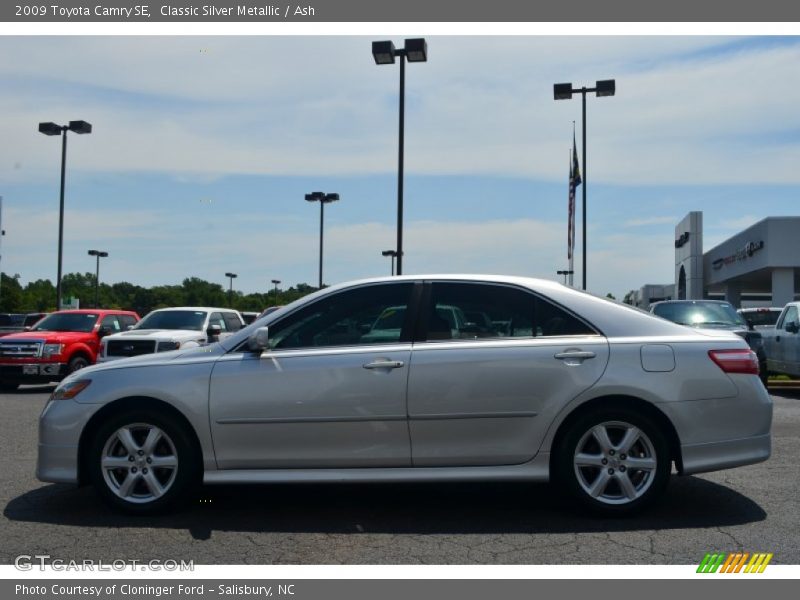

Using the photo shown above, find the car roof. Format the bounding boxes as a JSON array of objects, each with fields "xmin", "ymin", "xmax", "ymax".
[
  {"xmin": 54, "ymin": 309, "xmax": 138, "ymax": 315},
  {"xmin": 148, "ymin": 306, "xmax": 240, "ymax": 313}
]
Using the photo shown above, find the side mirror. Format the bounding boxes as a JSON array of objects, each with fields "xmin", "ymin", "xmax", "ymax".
[
  {"xmin": 786, "ymin": 321, "xmax": 799, "ymax": 334},
  {"xmin": 247, "ymin": 327, "xmax": 270, "ymax": 352},
  {"xmin": 207, "ymin": 324, "xmax": 222, "ymax": 337},
  {"xmin": 126, "ymin": 325, "xmax": 135, "ymax": 331},
  {"xmin": 97, "ymin": 327, "xmax": 111, "ymax": 338}
]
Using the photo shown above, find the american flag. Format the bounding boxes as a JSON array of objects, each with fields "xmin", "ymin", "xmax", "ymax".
[{"xmin": 568, "ymin": 132, "xmax": 582, "ymax": 260}]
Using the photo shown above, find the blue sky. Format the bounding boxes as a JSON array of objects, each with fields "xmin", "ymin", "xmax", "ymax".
[{"xmin": 1, "ymin": 35, "xmax": 799, "ymax": 299}]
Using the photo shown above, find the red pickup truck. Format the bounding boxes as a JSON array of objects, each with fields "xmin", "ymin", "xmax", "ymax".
[{"xmin": 0, "ymin": 309, "xmax": 140, "ymax": 391}]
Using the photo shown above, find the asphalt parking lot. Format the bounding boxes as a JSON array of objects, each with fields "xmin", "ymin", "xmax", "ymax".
[{"xmin": 1, "ymin": 386, "xmax": 798, "ymax": 565}]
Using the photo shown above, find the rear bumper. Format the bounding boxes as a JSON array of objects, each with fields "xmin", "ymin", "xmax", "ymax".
[{"xmin": 680, "ymin": 433, "xmax": 771, "ymax": 475}]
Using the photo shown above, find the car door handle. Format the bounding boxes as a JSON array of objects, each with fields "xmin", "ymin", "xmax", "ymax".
[
  {"xmin": 363, "ymin": 360, "xmax": 405, "ymax": 370},
  {"xmin": 554, "ymin": 350, "xmax": 596, "ymax": 361}
]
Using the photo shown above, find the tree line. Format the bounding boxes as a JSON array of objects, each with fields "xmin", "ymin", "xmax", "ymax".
[{"xmin": 0, "ymin": 272, "xmax": 318, "ymax": 317}]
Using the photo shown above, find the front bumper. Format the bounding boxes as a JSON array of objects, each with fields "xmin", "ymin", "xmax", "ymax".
[
  {"xmin": 36, "ymin": 442, "xmax": 79, "ymax": 483},
  {"xmin": 37, "ymin": 398, "xmax": 97, "ymax": 485},
  {"xmin": 0, "ymin": 362, "xmax": 67, "ymax": 383}
]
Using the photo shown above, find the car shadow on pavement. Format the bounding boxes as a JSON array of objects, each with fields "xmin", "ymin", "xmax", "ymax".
[{"xmin": 4, "ymin": 475, "xmax": 766, "ymax": 541}]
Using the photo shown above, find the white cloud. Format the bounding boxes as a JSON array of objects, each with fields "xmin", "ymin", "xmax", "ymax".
[{"xmin": 2, "ymin": 36, "xmax": 800, "ymax": 184}]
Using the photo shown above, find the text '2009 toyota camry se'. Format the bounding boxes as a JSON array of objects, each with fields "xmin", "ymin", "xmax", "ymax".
[{"xmin": 37, "ymin": 275, "xmax": 771, "ymax": 515}]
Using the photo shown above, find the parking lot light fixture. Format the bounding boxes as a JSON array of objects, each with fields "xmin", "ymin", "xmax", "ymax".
[
  {"xmin": 39, "ymin": 119, "xmax": 92, "ymax": 310},
  {"xmin": 225, "ymin": 272, "xmax": 238, "ymax": 307},
  {"xmin": 305, "ymin": 192, "xmax": 339, "ymax": 289},
  {"xmin": 87, "ymin": 250, "xmax": 108, "ymax": 308},
  {"xmin": 553, "ymin": 79, "xmax": 615, "ymax": 291},
  {"xmin": 381, "ymin": 250, "xmax": 399, "ymax": 276},
  {"xmin": 371, "ymin": 38, "xmax": 428, "ymax": 276},
  {"xmin": 271, "ymin": 279, "xmax": 281, "ymax": 301},
  {"xmin": 556, "ymin": 269, "xmax": 574, "ymax": 285}
]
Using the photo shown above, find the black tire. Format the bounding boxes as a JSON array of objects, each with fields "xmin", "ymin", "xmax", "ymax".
[
  {"xmin": 0, "ymin": 382, "xmax": 19, "ymax": 392},
  {"xmin": 88, "ymin": 409, "xmax": 200, "ymax": 515},
  {"xmin": 67, "ymin": 355, "xmax": 90, "ymax": 374},
  {"xmin": 554, "ymin": 406, "xmax": 671, "ymax": 516}
]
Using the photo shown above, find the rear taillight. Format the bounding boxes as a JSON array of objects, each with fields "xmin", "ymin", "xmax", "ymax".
[{"xmin": 708, "ymin": 349, "xmax": 759, "ymax": 375}]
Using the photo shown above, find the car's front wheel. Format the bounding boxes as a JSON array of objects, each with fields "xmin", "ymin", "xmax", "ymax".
[
  {"xmin": 554, "ymin": 407, "xmax": 671, "ymax": 516},
  {"xmin": 89, "ymin": 411, "xmax": 199, "ymax": 514}
]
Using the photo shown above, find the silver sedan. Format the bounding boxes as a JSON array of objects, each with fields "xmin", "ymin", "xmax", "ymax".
[{"xmin": 37, "ymin": 275, "xmax": 772, "ymax": 516}]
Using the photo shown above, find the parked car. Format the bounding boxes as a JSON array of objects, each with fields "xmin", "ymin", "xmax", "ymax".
[
  {"xmin": 761, "ymin": 302, "xmax": 800, "ymax": 378},
  {"xmin": 258, "ymin": 306, "xmax": 283, "ymax": 319},
  {"xmin": 650, "ymin": 300, "xmax": 768, "ymax": 386},
  {"xmin": 240, "ymin": 312, "xmax": 260, "ymax": 325},
  {"xmin": 738, "ymin": 307, "xmax": 783, "ymax": 330},
  {"xmin": 0, "ymin": 312, "xmax": 48, "ymax": 337},
  {"xmin": 98, "ymin": 307, "xmax": 244, "ymax": 362},
  {"xmin": 38, "ymin": 275, "xmax": 771, "ymax": 516},
  {"xmin": 0, "ymin": 309, "xmax": 139, "ymax": 391}
]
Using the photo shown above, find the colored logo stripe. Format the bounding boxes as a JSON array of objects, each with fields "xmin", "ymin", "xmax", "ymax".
[{"xmin": 697, "ymin": 552, "xmax": 773, "ymax": 573}]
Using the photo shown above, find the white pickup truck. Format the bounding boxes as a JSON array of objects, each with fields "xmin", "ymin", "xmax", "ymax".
[
  {"xmin": 98, "ymin": 307, "xmax": 244, "ymax": 362},
  {"xmin": 762, "ymin": 302, "xmax": 800, "ymax": 378}
]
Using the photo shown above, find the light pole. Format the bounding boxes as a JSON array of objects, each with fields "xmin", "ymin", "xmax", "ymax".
[
  {"xmin": 556, "ymin": 269, "xmax": 574, "ymax": 285},
  {"xmin": 371, "ymin": 38, "xmax": 427, "ymax": 276},
  {"xmin": 271, "ymin": 279, "xmax": 281, "ymax": 303},
  {"xmin": 381, "ymin": 250, "xmax": 399, "ymax": 276},
  {"xmin": 305, "ymin": 192, "xmax": 339, "ymax": 288},
  {"xmin": 39, "ymin": 120, "xmax": 92, "ymax": 310},
  {"xmin": 553, "ymin": 80, "xmax": 615, "ymax": 291},
  {"xmin": 225, "ymin": 272, "xmax": 237, "ymax": 307},
  {"xmin": 87, "ymin": 250, "xmax": 108, "ymax": 308}
]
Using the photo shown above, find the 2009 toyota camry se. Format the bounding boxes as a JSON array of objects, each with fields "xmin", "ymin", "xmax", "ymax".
[{"xmin": 37, "ymin": 275, "xmax": 772, "ymax": 515}]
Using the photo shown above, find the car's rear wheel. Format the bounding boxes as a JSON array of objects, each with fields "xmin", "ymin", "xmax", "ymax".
[
  {"xmin": 554, "ymin": 407, "xmax": 670, "ymax": 516},
  {"xmin": 89, "ymin": 410, "xmax": 199, "ymax": 514}
]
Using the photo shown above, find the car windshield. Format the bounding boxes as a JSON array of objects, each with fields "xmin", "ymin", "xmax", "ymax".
[
  {"xmin": 135, "ymin": 310, "xmax": 207, "ymax": 331},
  {"xmin": 653, "ymin": 302, "xmax": 746, "ymax": 327},
  {"xmin": 32, "ymin": 313, "xmax": 98, "ymax": 333}
]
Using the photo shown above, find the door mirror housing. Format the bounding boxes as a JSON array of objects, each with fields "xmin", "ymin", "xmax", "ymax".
[
  {"xmin": 207, "ymin": 324, "xmax": 222, "ymax": 337},
  {"xmin": 97, "ymin": 327, "xmax": 111, "ymax": 338},
  {"xmin": 247, "ymin": 327, "xmax": 270, "ymax": 352},
  {"xmin": 786, "ymin": 321, "xmax": 799, "ymax": 334}
]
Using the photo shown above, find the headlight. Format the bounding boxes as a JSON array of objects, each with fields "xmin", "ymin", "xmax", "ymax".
[
  {"xmin": 157, "ymin": 341, "xmax": 181, "ymax": 352},
  {"xmin": 42, "ymin": 343, "xmax": 63, "ymax": 357},
  {"xmin": 49, "ymin": 379, "xmax": 91, "ymax": 401}
]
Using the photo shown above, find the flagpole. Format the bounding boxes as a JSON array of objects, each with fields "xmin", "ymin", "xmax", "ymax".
[{"xmin": 568, "ymin": 148, "xmax": 573, "ymax": 287}]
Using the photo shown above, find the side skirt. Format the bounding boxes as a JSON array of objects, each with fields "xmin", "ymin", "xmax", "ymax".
[{"xmin": 204, "ymin": 452, "xmax": 550, "ymax": 485}]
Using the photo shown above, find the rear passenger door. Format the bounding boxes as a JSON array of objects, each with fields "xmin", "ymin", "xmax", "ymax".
[{"xmin": 407, "ymin": 281, "xmax": 609, "ymax": 467}]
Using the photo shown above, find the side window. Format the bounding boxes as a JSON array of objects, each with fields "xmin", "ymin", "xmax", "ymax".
[
  {"xmin": 223, "ymin": 312, "xmax": 243, "ymax": 332},
  {"xmin": 425, "ymin": 282, "xmax": 596, "ymax": 342},
  {"xmin": 780, "ymin": 306, "xmax": 799, "ymax": 330},
  {"xmin": 208, "ymin": 312, "xmax": 228, "ymax": 332},
  {"xmin": 118, "ymin": 315, "xmax": 137, "ymax": 330},
  {"xmin": 100, "ymin": 315, "xmax": 122, "ymax": 332},
  {"xmin": 268, "ymin": 283, "xmax": 414, "ymax": 350}
]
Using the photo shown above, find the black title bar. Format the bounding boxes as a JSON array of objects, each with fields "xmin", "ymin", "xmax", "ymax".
[{"xmin": 3, "ymin": 0, "xmax": 800, "ymax": 22}]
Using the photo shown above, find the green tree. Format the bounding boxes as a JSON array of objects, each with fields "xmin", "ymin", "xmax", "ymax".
[{"xmin": 0, "ymin": 273, "xmax": 23, "ymax": 312}]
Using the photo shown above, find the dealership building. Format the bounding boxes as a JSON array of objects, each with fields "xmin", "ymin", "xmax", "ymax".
[{"xmin": 633, "ymin": 212, "xmax": 800, "ymax": 309}]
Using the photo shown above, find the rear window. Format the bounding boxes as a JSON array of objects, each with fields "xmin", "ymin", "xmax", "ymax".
[
  {"xmin": 653, "ymin": 302, "xmax": 746, "ymax": 328},
  {"xmin": 741, "ymin": 310, "xmax": 781, "ymax": 327}
]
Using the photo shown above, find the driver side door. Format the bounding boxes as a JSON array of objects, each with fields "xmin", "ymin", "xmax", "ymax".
[{"xmin": 209, "ymin": 282, "xmax": 419, "ymax": 469}]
